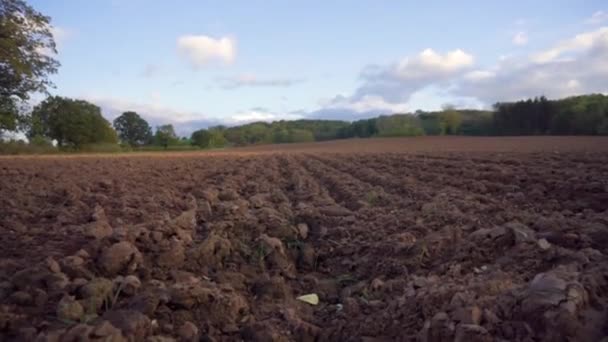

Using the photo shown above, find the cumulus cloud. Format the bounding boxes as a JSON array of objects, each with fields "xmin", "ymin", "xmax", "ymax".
[
  {"xmin": 87, "ymin": 95, "xmax": 224, "ymax": 136},
  {"xmin": 531, "ymin": 27, "xmax": 608, "ymax": 63},
  {"xmin": 176, "ymin": 35, "xmax": 236, "ymax": 68},
  {"xmin": 456, "ymin": 26, "xmax": 608, "ymax": 103},
  {"xmin": 321, "ymin": 94, "xmax": 408, "ymax": 114},
  {"xmin": 587, "ymin": 11, "xmax": 608, "ymax": 25},
  {"xmin": 512, "ymin": 31, "xmax": 528, "ymax": 46},
  {"xmin": 464, "ymin": 70, "xmax": 496, "ymax": 81},
  {"xmin": 228, "ymin": 107, "xmax": 304, "ymax": 124},
  {"xmin": 81, "ymin": 95, "xmax": 309, "ymax": 135},
  {"xmin": 84, "ymin": 95, "xmax": 210, "ymax": 122},
  {"xmin": 302, "ymin": 48, "xmax": 473, "ymax": 119},
  {"xmin": 378, "ymin": 48, "xmax": 473, "ymax": 81},
  {"xmin": 217, "ymin": 73, "xmax": 304, "ymax": 89},
  {"xmin": 353, "ymin": 48, "xmax": 474, "ymax": 103}
]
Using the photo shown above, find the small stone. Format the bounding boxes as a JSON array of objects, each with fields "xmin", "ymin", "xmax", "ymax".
[
  {"xmin": 177, "ymin": 321, "xmax": 199, "ymax": 341},
  {"xmin": 395, "ymin": 232, "xmax": 417, "ymax": 249},
  {"xmin": 119, "ymin": 275, "xmax": 141, "ymax": 296},
  {"xmin": 91, "ymin": 320, "xmax": 123, "ymax": 338},
  {"xmin": 103, "ymin": 309, "xmax": 151, "ymax": 340},
  {"xmin": 92, "ymin": 204, "xmax": 107, "ymax": 221},
  {"xmin": 33, "ymin": 288, "xmax": 48, "ymax": 307},
  {"xmin": 370, "ymin": 278, "xmax": 384, "ymax": 291},
  {"xmin": 45, "ymin": 272, "xmax": 70, "ymax": 293},
  {"xmin": 156, "ymin": 239, "xmax": 185, "ymax": 268},
  {"xmin": 61, "ymin": 255, "xmax": 85, "ymax": 268},
  {"xmin": 218, "ymin": 189, "xmax": 239, "ymax": 201},
  {"xmin": 297, "ymin": 223, "xmax": 309, "ymax": 239},
  {"xmin": 10, "ymin": 291, "xmax": 33, "ymax": 306},
  {"xmin": 85, "ymin": 220, "xmax": 113, "ymax": 239},
  {"xmin": 98, "ymin": 241, "xmax": 142, "ymax": 275},
  {"xmin": 45, "ymin": 257, "xmax": 61, "ymax": 273},
  {"xmin": 128, "ymin": 291, "xmax": 162, "ymax": 316},
  {"xmin": 80, "ymin": 277, "xmax": 114, "ymax": 312},
  {"xmin": 0, "ymin": 281, "xmax": 14, "ymax": 300},
  {"xmin": 298, "ymin": 244, "xmax": 315, "ymax": 269},
  {"xmin": 148, "ymin": 336, "xmax": 177, "ymax": 342},
  {"xmin": 454, "ymin": 324, "xmax": 489, "ymax": 342},
  {"xmin": 506, "ymin": 221, "xmax": 536, "ymax": 244},
  {"xmin": 57, "ymin": 295, "xmax": 84, "ymax": 322},
  {"xmin": 170, "ymin": 209, "xmax": 197, "ymax": 231},
  {"xmin": 62, "ymin": 324, "xmax": 94, "ymax": 341},
  {"xmin": 453, "ymin": 306, "xmax": 482, "ymax": 325},
  {"xmin": 75, "ymin": 249, "xmax": 91, "ymax": 259},
  {"xmin": 538, "ymin": 238, "xmax": 551, "ymax": 250}
]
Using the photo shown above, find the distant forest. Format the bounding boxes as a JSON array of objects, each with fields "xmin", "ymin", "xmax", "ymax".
[
  {"xmin": 189, "ymin": 93, "xmax": 608, "ymax": 148},
  {"xmin": 2, "ymin": 93, "xmax": 608, "ymax": 153}
]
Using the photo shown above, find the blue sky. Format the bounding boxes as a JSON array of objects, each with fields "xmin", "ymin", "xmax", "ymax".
[{"xmin": 32, "ymin": 0, "xmax": 608, "ymax": 135}]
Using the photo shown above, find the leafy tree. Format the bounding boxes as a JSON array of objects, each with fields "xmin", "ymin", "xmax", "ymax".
[
  {"xmin": 191, "ymin": 128, "xmax": 211, "ymax": 148},
  {"xmin": 27, "ymin": 96, "xmax": 117, "ymax": 148},
  {"xmin": 1, "ymin": 0, "xmax": 60, "ymax": 132},
  {"xmin": 418, "ymin": 112, "xmax": 442, "ymax": 135},
  {"xmin": 0, "ymin": 96, "xmax": 18, "ymax": 134},
  {"xmin": 208, "ymin": 129, "xmax": 226, "ymax": 148},
  {"xmin": 598, "ymin": 118, "xmax": 608, "ymax": 135},
  {"xmin": 113, "ymin": 111, "xmax": 152, "ymax": 146},
  {"xmin": 376, "ymin": 114, "xmax": 424, "ymax": 137},
  {"xmin": 154, "ymin": 124, "xmax": 178, "ymax": 148},
  {"xmin": 439, "ymin": 110, "xmax": 463, "ymax": 135},
  {"xmin": 288, "ymin": 128, "xmax": 315, "ymax": 142},
  {"xmin": 495, "ymin": 94, "xmax": 608, "ymax": 135}
]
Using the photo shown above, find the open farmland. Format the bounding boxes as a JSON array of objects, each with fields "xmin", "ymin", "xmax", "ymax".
[{"xmin": 1, "ymin": 136, "xmax": 608, "ymax": 341}]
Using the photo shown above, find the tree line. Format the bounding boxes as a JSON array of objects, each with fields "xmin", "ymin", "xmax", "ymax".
[
  {"xmin": 1, "ymin": 0, "xmax": 607, "ymax": 154},
  {"xmin": 2, "ymin": 93, "xmax": 608, "ymax": 153}
]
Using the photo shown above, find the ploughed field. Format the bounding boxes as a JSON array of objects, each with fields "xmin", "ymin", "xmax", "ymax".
[{"xmin": 1, "ymin": 137, "xmax": 608, "ymax": 341}]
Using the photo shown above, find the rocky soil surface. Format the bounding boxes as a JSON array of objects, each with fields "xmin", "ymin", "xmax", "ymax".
[{"xmin": 1, "ymin": 147, "xmax": 607, "ymax": 341}]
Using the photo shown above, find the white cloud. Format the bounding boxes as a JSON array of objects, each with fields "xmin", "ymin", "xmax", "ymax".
[
  {"xmin": 392, "ymin": 49, "xmax": 474, "ymax": 80},
  {"xmin": 512, "ymin": 31, "xmax": 528, "ymax": 46},
  {"xmin": 464, "ymin": 70, "xmax": 496, "ymax": 81},
  {"xmin": 587, "ymin": 11, "xmax": 608, "ymax": 25},
  {"xmin": 321, "ymin": 94, "xmax": 408, "ymax": 114},
  {"xmin": 81, "ymin": 95, "xmax": 308, "ymax": 135},
  {"xmin": 176, "ymin": 35, "xmax": 236, "ymax": 68},
  {"xmin": 297, "ymin": 49, "xmax": 474, "ymax": 120},
  {"xmin": 229, "ymin": 108, "xmax": 304, "ymax": 124},
  {"xmin": 456, "ymin": 26, "xmax": 608, "ymax": 103},
  {"xmin": 217, "ymin": 73, "xmax": 304, "ymax": 89},
  {"xmin": 83, "ymin": 95, "xmax": 209, "ymax": 123},
  {"xmin": 531, "ymin": 27, "xmax": 608, "ymax": 63},
  {"xmin": 355, "ymin": 49, "xmax": 474, "ymax": 103}
]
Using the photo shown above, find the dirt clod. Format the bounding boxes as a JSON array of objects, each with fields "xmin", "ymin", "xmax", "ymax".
[{"xmin": 98, "ymin": 241, "xmax": 142, "ymax": 275}]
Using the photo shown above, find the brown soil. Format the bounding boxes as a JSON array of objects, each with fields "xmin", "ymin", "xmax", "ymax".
[{"xmin": 1, "ymin": 136, "xmax": 607, "ymax": 341}]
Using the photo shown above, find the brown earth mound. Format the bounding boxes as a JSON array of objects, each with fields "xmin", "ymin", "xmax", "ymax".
[{"xmin": 1, "ymin": 137, "xmax": 607, "ymax": 341}]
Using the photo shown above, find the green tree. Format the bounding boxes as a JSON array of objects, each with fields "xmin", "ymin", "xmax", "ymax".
[
  {"xmin": 208, "ymin": 129, "xmax": 226, "ymax": 148},
  {"xmin": 288, "ymin": 128, "xmax": 315, "ymax": 142},
  {"xmin": 27, "ymin": 96, "xmax": 117, "ymax": 148},
  {"xmin": 1, "ymin": 0, "xmax": 60, "ymax": 132},
  {"xmin": 439, "ymin": 110, "xmax": 463, "ymax": 135},
  {"xmin": 191, "ymin": 128, "xmax": 211, "ymax": 148},
  {"xmin": 376, "ymin": 114, "xmax": 424, "ymax": 137},
  {"xmin": 113, "ymin": 111, "xmax": 152, "ymax": 146},
  {"xmin": 154, "ymin": 124, "xmax": 178, "ymax": 148}
]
